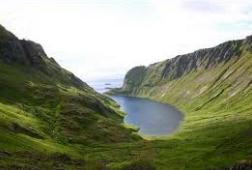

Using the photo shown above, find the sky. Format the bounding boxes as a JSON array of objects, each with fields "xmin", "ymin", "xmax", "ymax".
[{"xmin": 0, "ymin": 0, "xmax": 252, "ymax": 81}]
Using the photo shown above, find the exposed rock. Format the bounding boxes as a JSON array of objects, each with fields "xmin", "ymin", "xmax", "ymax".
[
  {"xmin": 0, "ymin": 25, "xmax": 48, "ymax": 67},
  {"xmin": 49, "ymin": 57, "xmax": 60, "ymax": 66},
  {"xmin": 160, "ymin": 40, "xmax": 242, "ymax": 81},
  {"xmin": 120, "ymin": 36, "xmax": 251, "ymax": 93},
  {"xmin": 0, "ymin": 24, "xmax": 87, "ymax": 89},
  {"xmin": 123, "ymin": 66, "xmax": 146, "ymax": 93},
  {"xmin": 244, "ymin": 35, "xmax": 252, "ymax": 51},
  {"xmin": 20, "ymin": 40, "xmax": 47, "ymax": 67},
  {"xmin": 0, "ymin": 25, "xmax": 28, "ymax": 64}
]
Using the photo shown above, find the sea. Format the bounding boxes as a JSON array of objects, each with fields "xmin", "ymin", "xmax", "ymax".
[{"xmin": 87, "ymin": 77, "xmax": 123, "ymax": 93}]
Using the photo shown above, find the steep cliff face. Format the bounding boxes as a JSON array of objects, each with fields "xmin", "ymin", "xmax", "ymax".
[
  {"xmin": 122, "ymin": 66, "xmax": 146, "ymax": 93},
  {"xmin": 0, "ymin": 25, "xmax": 28, "ymax": 64},
  {"xmin": 111, "ymin": 35, "xmax": 252, "ymax": 169},
  {"xmin": 0, "ymin": 25, "xmax": 88, "ymax": 89},
  {"xmin": 160, "ymin": 40, "xmax": 242, "ymax": 80},
  {"xmin": 0, "ymin": 25, "xmax": 50, "ymax": 67},
  {"xmin": 119, "ymin": 35, "xmax": 252, "ymax": 108}
]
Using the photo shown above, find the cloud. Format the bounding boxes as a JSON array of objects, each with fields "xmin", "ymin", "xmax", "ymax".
[
  {"xmin": 182, "ymin": 0, "xmax": 223, "ymax": 13},
  {"xmin": 0, "ymin": 0, "xmax": 251, "ymax": 80}
]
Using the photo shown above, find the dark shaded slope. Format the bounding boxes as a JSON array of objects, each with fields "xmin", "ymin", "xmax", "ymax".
[{"xmin": 0, "ymin": 25, "xmax": 140, "ymax": 169}]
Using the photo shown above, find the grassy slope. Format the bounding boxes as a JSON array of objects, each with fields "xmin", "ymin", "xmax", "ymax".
[
  {"xmin": 108, "ymin": 39, "xmax": 252, "ymax": 169},
  {"xmin": 0, "ymin": 61, "xmax": 144, "ymax": 169},
  {"xmin": 146, "ymin": 53, "xmax": 252, "ymax": 170},
  {"xmin": 0, "ymin": 25, "xmax": 142, "ymax": 169},
  {"xmin": 1, "ymin": 23, "xmax": 252, "ymax": 170}
]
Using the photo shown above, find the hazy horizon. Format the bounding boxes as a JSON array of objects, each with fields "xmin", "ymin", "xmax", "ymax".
[{"xmin": 1, "ymin": 0, "xmax": 252, "ymax": 81}]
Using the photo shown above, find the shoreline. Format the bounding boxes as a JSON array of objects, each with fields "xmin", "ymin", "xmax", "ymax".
[{"xmin": 109, "ymin": 93, "xmax": 184, "ymax": 140}]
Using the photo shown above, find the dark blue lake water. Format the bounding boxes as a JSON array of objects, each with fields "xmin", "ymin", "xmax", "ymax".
[
  {"xmin": 111, "ymin": 95, "xmax": 183, "ymax": 136},
  {"xmin": 88, "ymin": 78, "xmax": 182, "ymax": 136}
]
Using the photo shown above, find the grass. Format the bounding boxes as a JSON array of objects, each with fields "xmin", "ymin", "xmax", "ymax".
[
  {"xmin": 1, "ymin": 26, "xmax": 252, "ymax": 169},
  {"xmin": 0, "ymin": 56, "xmax": 141, "ymax": 169},
  {"xmin": 1, "ymin": 60, "xmax": 251, "ymax": 169},
  {"xmin": 104, "ymin": 49, "xmax": 252, "ymax": 169}
]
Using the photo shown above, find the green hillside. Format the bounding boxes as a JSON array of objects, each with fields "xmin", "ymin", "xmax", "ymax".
[
  {"xmin": 0, "ymin": 25, "xmax": 143, "ymax": 170},
  {"xmin": 110, "ymin": 36, "xmax": 252, "ymax": 169},
  {"xmin": 1, "ymin": 23, "xmax": 252, "ymax": 170}
]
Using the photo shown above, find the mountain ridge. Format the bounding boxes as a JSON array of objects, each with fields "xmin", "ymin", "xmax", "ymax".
[
  {"xmin": 0, "ymin": 25, "xmax": 89, "ymax": 89},
  {"xmin": 1, "ymin": 23, "xmax": 252, "ymax": 169},
  {"xmin": 0, "ymin": 24, "xmax": 143, "ymax": 170},
  {"xmin": 109, "ymin": 34, "xmax": 252, "ymax": 169},
  {"xmin": 113, "ymin": 35, "xmax": 252, "ymax": 98}
]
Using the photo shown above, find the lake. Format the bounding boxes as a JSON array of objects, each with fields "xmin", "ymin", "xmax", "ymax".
[
  {"xmin": 111, "ymin": 95, "xmax": 183, "ymax": 136},
  {"xmin": 88, "ymin": 78, "xmax": 183, "ymax": 137}
]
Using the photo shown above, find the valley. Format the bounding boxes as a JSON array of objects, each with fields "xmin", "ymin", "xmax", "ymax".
[{"xmin": 0, "ymin": 24, "xmax": 252, "ymax": 170}]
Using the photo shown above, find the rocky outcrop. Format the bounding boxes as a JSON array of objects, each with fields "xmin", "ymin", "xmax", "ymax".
[
  {"xmin": 161, "ymin": 40, "xmax": 242, "ymax": 80},
  {"xmin": 122, "ymin": 66, "xmax": 146, "ymax": 93},
  {"xmin": 0, "ymin": 24, "xmax": 87, "ymax": 89},
  {"xmin": 120, "ymin": 35, "xmax": 251, "ymax": 94},
  {"xmin": 0, "ymin": 25, "xmax": 47, "ymax": 66},
  {"xmin": 20, "ymin": 40, "xmax": 47, "ymax": 67},
  {"xmin": 0, "ymin": 25, "xmax": 28, "ymax": 64},
  {"xmin": 244, "ymin": 35, "xmax": 252, "ymax": 51}
]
